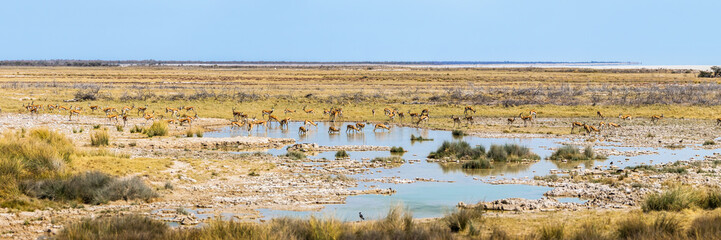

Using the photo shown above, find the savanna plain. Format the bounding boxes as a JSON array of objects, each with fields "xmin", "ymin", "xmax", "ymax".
[{"xmin": 2, "ymin": 66, "xmax": 721, "ymax": 239}]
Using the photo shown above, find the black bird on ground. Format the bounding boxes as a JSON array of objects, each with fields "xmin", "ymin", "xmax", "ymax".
[{"xmin": 359, "ymin": 212, "xmax": 365, "ymax": 221}]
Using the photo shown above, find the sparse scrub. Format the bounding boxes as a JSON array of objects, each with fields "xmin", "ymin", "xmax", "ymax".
[
  {"xmin": 115, "ymin": 125, "xmax": 123, "ymax": 132},
  {"xmin": 21, "ymin": 171, "xmax": 156, "ymax": 204},
  {"xmin": 486, "ymin": 144, "xmax": 539, "ymax": 162},
  {"xmin": 145, "ymin": 121, "xmax": 168, "ymax": 137},
  {"xmin": 56, "ymin": 215, "xmax": 168, "ymax": 240},
  {"xmin": 371, "ymin": 156, "xmax": 405, "ymax": 164},
  {"xmin": 90, "ymin": 130, "xmax": 110, "ymax": 147},
  {"xmin": 537, "ymin": 224, "xmax": 565, "ymax": 240},
  {"xmin": 129, "ymin": 125, "xmax": 144, "ymax": 134},
  {"xmin": 284, "ymin": 151, "xmax": 306, "ymax": 160},
  {"xmin": 428, "ymin": 141, "xmax": 485, "ymax": 160}
]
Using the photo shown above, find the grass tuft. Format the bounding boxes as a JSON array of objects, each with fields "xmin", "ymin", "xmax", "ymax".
[
  {"xmin": 335, "ymin": 150, "xmax": 349, "ymax": 159},
  {"xmin": 548, "ymin": 145, "xmax": 606, "ymax": 161},
  {"xmin": 145, "ymin": 121, "xmax": 168, "ymax": 137},
  {"xmin": 90, "ymin": 130, "xmax": 110, "ymax": 147}
]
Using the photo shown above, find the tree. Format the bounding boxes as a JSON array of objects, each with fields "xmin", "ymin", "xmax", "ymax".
[{"xmin": 712, "ymin": 66, "xmax": 721, "ymax": 77}]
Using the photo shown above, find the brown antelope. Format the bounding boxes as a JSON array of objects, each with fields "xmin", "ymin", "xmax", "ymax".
[
  {"xmin": 328, "ymin": 126, "xmax": 341, "ymax": 134},
  {"xmin": 383, "ymin": 108, "xmax": 393, "ymax": 116},
  {"xmin": 302, "ymin": 105, "xmax": 315, "ymax": 114},
  {"xmin": 356, "ymin": 122, "xmax": 366, "ymax": 130},
  {"xmin": 284, "ymin": 108, "xmax": 296, "ymax": 114},
  {"xmin": 68, "ymin": 109, "xmax": 81, "ymax": 121},
  {"xmin": 230, "ymin": 120, "xmax": 244, "ymax": 129},
  {"xmin": 717, "ymin": 118, "xmax": 721, "ymax": 126},
  {"xmin": 374, "ymin": 124, "xmax": 390, "ymax": 132},
  {"xmin": 144, "ymin": 111, "xmax": 155, "ymax": 122},
  {"xmin": 323, "ymin": 108, "xmax": 331, "ymax": 115},
  {"xmin": 408, "ymin": 110, "xmax": 419, "ymax": 119},
  {"xmin": 298, "ymin": 126, "xmax": 308, "ymax": 134},
  {"xmin": 59, "ymin": 105, "xmax": 71, "ymax": 111},
  {"xmin": 346, "ymin": 124, "xmax": 361, "ymax": 133},
  {"xmin": 164, "ymin": 119, "xmax": 176, "ymax": 125},
  {"xmin": 267, "ymin": 115, "xmax": 281, "ymax": 125},
  {"xmin": 165, "ymin": 107, "xmax": 179, "ymax": 117},
  {"xmin": 571, "ymin": 122, "xmax": 585, "ymax": 133},
  {"xmin": 416, "ymin": 115, "xmax": 429, "ymax": 126},
  {"xmin": 137, "ymin": 105, "xmax": 148, "ymax": 116},
  {"xmin": 178, "ymin": 117, "xmax": 193, "ymax": 127},
  {"xmin": 519, "ymin": 113, "xmax": 534, "ymax": 126},
  {"xmin": 232, "ymin": 108, "xmax": 243, "ymax": 120},
  {"xmin": 451, "ymin": 115, "xmax": 462, "ymax": 127},
  {"xmin": 608, "ymin": 122, "xmax": 621, "ymax": 128},
  {"xmin": 529, "ymin": 110, "xmax": 537, "ymax": 119},
  {"xmin": 618, "ymin": 113, "xmax": 632, "ymax": 120},
  {"xmin": 464, "ymin": 106, "xmax": 476, "ymax": 115},
  {"xmin": 421, "ymin": 109, "xmax": 430, "ymax": 117},
  {"xmin": 650, "ymin": 114, "xmax": 664, "ymax": 123},
  {"xmin": 507, "ymin": 117, "xmax": 516, "ymax": 125},
  {"xmin": 584, "ymin": 124, "xmax": 600, "ymax": 134},
  {"xmin": 122, "ymin": 104, "xmax": 134, "ymax": 114},
  {"xmin": 182, "ymin": 106, "xmax": 195, "ymax": 112},
  {"xmin": 465, "ymin": 116, "xmax": 474, "ymax": 125},
  {"xmin": 88, "ymin": 104, "xmax": 99, "ymax": 112},
  {"xmin": 121, "ymin": 113, "xmax": 129, "ymax": 126},
  {"xmin": 279, "ymin": 117, "xmax": 290, "ymax": 129},
  {"xmin": 598, "ymin": 121, "xmax": 606, "ymax": 129},
  {"xmin": 47, "ymin": 104, "xmax": 57, "ymax": 112},
  {"xmin": 397, "ymin": 112, "xmax": 405, "ymax": 122},
  {"xmin": 102, "ymin": 107, "xmax": 116, "ymax": 114},
  {"xmin": 387, "ymin": 112, "xmax": 396, "ymax": 122},
  {"xmin": 107, "ymin": 114, "xmax": 119, "ymax": 123},
  {"xmin": 597, "ymin": 111, "xmax": 604, "ymax": 119},
  {"xmin": 304, "ymin": 119, "xmax": 318, "ymax": 127},
  {"xmin": 262, "ymin": 107, "xmax": 274, "ymax": 118},
  {"xmin": 372, "ymin": 109, "xmax": 376, "ymax": 116}
]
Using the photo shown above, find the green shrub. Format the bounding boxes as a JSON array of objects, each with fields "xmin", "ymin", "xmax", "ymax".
[
  {"xmin": 284, "ymin": 151, "xmax": 306, "ymax": 160},
  {"xmin": 145, "ymin": 121, "xmax": 168, "ymax": 137},
  {"xmin": 703, "ymin": 140, "xmax": 716, "ymax": 146},
  {"xmin": 21, "ymin": 171, "xmax": 156, "ymax": 204},
  {"xmin": 335, "ymin": 150, "xmax": 349, "ymax": 159},
  {"xmin": 90, "ymin": 130, "xmax": 110, "ymax": 147},
  {"xmin": 93, "ymin": 124, "xmax": 101, "ymax": 129},
  {"xmin": 642, "ymin": 187, "xmax": 700, "ymax": 212},
  {"xmin": 115, "ymin": 125, "xmax": 123, "ymax": 132},
  {"xmin": 389, "ymin": 146, "xmax": 405, "ymax": 153},
  {"xmin": 451, "ymin": 130, "xmax": 465, "ymax": 137},
  {"xmin": 428, "ymin": 141, "xmax": 485, "ymax": 160},
  {"xmin": 487, "ymin": 144, "xmax": 539, "ymax": 162}
]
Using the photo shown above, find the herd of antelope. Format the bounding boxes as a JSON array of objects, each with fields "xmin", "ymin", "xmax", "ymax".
[
  {"xmin": 17, "ymin": 101, "xmax": 692, "ymax": 137},
  {"xmin": 22, "ymin": 101, "xmax": 199, "ymax": 127}
]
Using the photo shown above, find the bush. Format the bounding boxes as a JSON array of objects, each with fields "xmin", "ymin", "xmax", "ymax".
[
  {"xmin": 389, "ymin": 146, "xmax": 405, "ymax": 153},
  {"xmin": 284, "ymin": 151, "xmax": 306, "ymax": 160},
  {"xmin": 548, "ymin": 145, "xmax": 605, "ymax": 161},
  {"xmin": 642, "ymin": 187, "xmax": 700, "ymax": 212},
  {"xmin": 486, "ymin": 144, "xmax": 539, "ymax": 162},
  {"xmin": 56, "ymin": 215, "xmax": 167, "ymax": 240},
  {"xmin": 0, "ymin": 128, "xmax": 74, "ymax": 178},
  {"xmin": 428, "ymin": 141, "xmax": 485, "ymax": 160},
  {"xmin": 537, "ymin": 224, "xmax": 564, "ymax": 240},
  {"xmin": 129, "ymin": 125, "xmax": 144, "ymax": 134},
  {"xmin": 335, "ymin": 150, "xmax": 349, "ymax": 159},
  {"xmin": 21, "ymin": 171, "xmax": 156, "ymax": 204},
  {"xmin": 145, "ymin": 121, "xmax": 168, "ymax": 137},
  {"xmin": 410, "ymin": 134, "xmax": 433, "ymax": 141},
  {"xmin": 90, "ymin": 130, "xmax": 110, "ymax": 147},
  {"xmin": 703, "ymin": 140, "xmax": 716, "ymax": 146},
  {"xmin": 451, "ymin": 130, "xmax": 465, "ymax": 137},
  {"xmin": 443, "ymin": 208, "xmax": 483, "ymax": 232}
]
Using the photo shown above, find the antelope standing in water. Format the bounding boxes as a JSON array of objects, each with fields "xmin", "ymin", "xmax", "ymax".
[
  {"xmin": 304, "ymin": 119, "xmax": 318, "ymax": 127},
  {"xmin": 298, "ymin": 126, "xmax": 308, "ymax": 134},
  {"xmin": 415, "ymin": 115, "xmax": 429, "ymax": 126},
  {"xmin": 355, "ymin": 122, "xmax": 366, "ymax": 130},
  {"xmin": 464, "ymin": 106, "xmax": 476, "ymax": 115},
  {"xmin": 279, "ymin": 117, "xmax": 290, "ymax": 129},
  {"xmin": 230, "ymin": 120, "xmax": 244, "ymax": 129},
  {"xmin": 451, "ymin": 115, "xmax": 462, "ymax": 128},
  {"xmin": 346, "ymin": 124, "xmax": 361, "ymax": 133},
  {"xmin": 374, "ymin": 124, "xmax": 390, "ymax": 132},
  {"xmin": 267, "ymin": 115, "xmax": 281, "ymax": 125},
  {"xmin": 328, "ymin": 126, "xmax": 341, "ymax": 134},
  {"xmin": 650, "ymin": 114, "xmax": 664, "ymax": 124}
]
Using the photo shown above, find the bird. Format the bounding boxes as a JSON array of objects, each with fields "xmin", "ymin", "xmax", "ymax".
[{"xmin": 359, "ymin": 212, "xmax": 365, "ymax": 221}]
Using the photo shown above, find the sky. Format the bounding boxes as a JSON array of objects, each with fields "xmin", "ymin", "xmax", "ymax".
[{"xmin": 1, "ymin": 0, "xmax": 719, "ymax": 64}]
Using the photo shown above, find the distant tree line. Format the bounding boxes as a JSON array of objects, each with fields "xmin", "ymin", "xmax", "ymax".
[{"xmin": 699, "ymin": 66, "xmax": 721, "ymax": 78}]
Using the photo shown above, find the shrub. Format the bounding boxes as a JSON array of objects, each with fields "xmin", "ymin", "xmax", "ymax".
[
  {"xmin": 703, "ymin": 140, "xmax": 716, "ymax": 146},
  {"xmin": 548, "ymin": 145, "xmax": 605, "ymax": 161},
  {"xmin": 443, "ymin": 208, "xmax": 483, "ymax": 232},
  {"xmin": 687, "ymin": 214, "xmax": 721, "ymax": 238},
  {"xmin": 451, "ymin": 130, "xmax": 465, "ymax": 137},
  {"xmin": 642, "ymin": 187, "xmax": 700, "ymax": 212},
  {"xmin": 487, "ymin": 144, "xmax": 539, "ymax": 162},
  {"xmin": 56, "ymin": 215, "xmax": 167, "ymax": 240},
  {"xmin": 389, "ymin": 146, "xmax": 405, "ymax": 153},
  {"xmin": 410, "ymin": 134, "xmax": 433, "ymax": 141},
  {"xmin": 129, "ymin": 125, "xmax": 144, "ymax": 134},
  {"xmin": 0, "ymin": 128, "xmax": 74, "ymax": 178},
  {"xmin": 90, "ymin": 130, "xmax": 110, "ymax": 147},
  {"xmin": 284, "ymin": 151, "xmax": 306, "ymax": 160},
  {"xmin": 617, "ymin": 215, "xmax": 681, "ymax": 239},
  {"xmin": 21, "ymin": 171, "xmax": 157, "ymax": 204},
  {"xmin": 194, "ymin": 128, "xmax": 204, "ymax": 137},
  {"xmin": 428, "ymin": 141, "xmax": 485, "ymax": 160},
  {"xmin": 335, "ymin": 150, "xmax": 349, "ymax": 159},
  {"xmin": 145, "ymin": 121, "xmax": 168, "ymax": 137},
  {"xmin": 93, "ymin": 124, "xmax": 101, "ymax": 129}
]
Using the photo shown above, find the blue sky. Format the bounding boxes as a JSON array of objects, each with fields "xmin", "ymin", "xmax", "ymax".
[{"xmin": 1, "ymin": 0, "xmax": 718, "ymax": 64}]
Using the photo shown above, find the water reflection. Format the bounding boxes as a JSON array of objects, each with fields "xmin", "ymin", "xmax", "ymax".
[{"xmin": 439, "ymin": 162, "xmax": 533, "ymax": 177}]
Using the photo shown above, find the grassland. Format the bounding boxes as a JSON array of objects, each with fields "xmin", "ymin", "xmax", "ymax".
[{"xmin": 2, "ymin": 66, "xmax": 721, "ymax": 133}]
